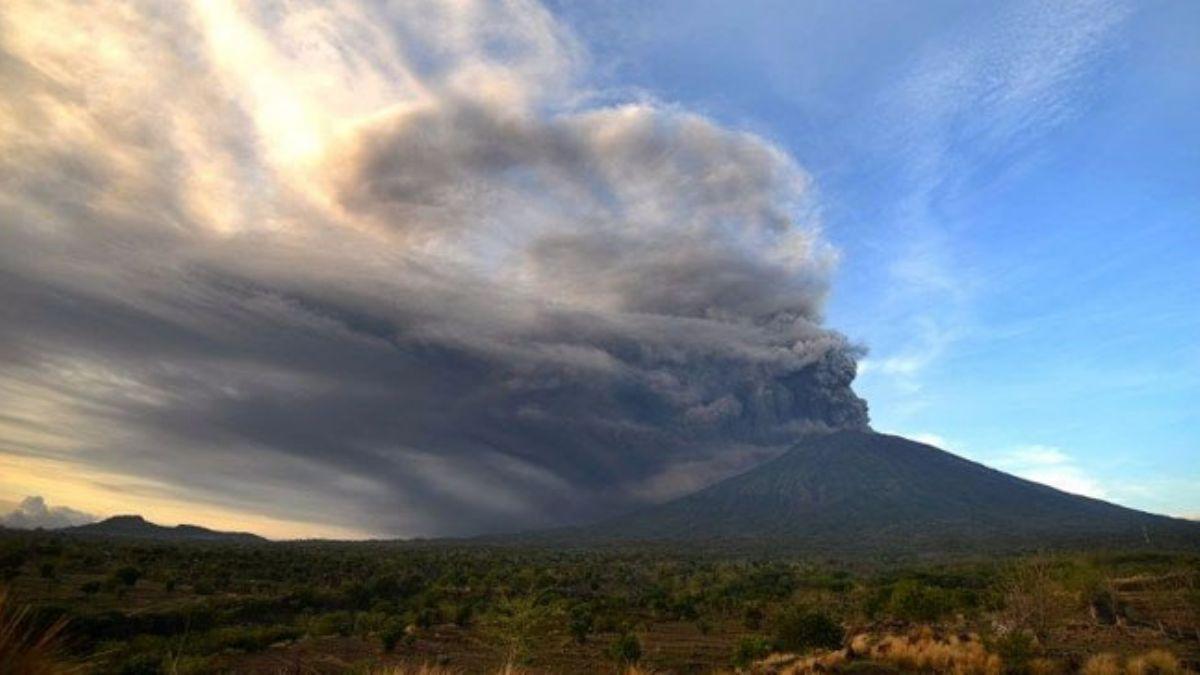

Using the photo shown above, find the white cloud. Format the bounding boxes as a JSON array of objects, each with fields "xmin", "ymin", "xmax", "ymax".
[
  {"xmin": 994, "ymin": 444, "xmax": 1109, "ymax": 499},
  {"xmin": 0, "ymin": 496, "xmax": 95, "ymax": 530},
  {"xmin": 885, "ymin": 435, "xmax": 1113, "ymax": 501},
  {"xmin": 906, "ymin": 432, "xmax": 952, "ymax": 451},
  {"xmin": 1004, "ymin": 444, "xmax": 1073, "ymax": 466}
]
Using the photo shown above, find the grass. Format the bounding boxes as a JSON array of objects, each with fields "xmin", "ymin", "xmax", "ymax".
[
  {"xmin": 0, "ymin": 588, "xmax": 75, "ymax": 674},
  {"xmin": 758, "ymin": 627, "xmax": 1002, "ymax": 675},
  {"xmin": 1080, "ymin": 650, "xmax": 1188, "ymax": 675}
]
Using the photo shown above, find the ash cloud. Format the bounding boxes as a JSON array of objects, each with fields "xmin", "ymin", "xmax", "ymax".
[{"xmin": 0, "ymin": 0, "xmax": 866, "ymax": 537}]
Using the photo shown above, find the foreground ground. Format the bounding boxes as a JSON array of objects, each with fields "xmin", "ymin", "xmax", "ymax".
[{"xmin": 1, "ymin": 531, "xmax": 1197, "ymax": 673}]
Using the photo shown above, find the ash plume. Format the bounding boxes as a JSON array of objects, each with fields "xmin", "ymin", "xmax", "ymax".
[{"xmin": 0, "ymin": 0, "xmax": 867, "ymax": 536}]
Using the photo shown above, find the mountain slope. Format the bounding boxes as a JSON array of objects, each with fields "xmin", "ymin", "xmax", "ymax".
[
  {"xmin": 566, "ymin": 430, "xmax": 1199, "ymax": 552},
  {"xmin": 62, "ymin": 515, "xmax": 266, "ymax": 543}
]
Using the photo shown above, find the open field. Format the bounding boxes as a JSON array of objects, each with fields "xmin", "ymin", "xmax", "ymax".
[{"xmin": 2, "ymin": 531, "xmax": 1198, "ymax": 673}]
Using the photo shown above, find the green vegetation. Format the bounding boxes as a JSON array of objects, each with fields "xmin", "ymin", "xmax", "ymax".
[
  {"xmin": 773, "ymin": 608, "xmax": 844, "ymax": 652},
  {"xmin": 0, "ymin": 529, "xmax": 1197, "ymax": 673}
]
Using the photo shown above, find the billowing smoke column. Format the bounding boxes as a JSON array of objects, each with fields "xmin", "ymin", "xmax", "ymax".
[{"xmin": 0, "ymin": 0, "xmax": 867, "ymax": 536}]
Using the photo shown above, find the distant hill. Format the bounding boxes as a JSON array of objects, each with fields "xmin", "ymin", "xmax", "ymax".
[
  {"xmin": 61, "ymin": 515, "xmax": 266, "ymax": 543},
  {"xmin": 551, "ymin": 430, "xmax": 1200, "ymax": 553}
]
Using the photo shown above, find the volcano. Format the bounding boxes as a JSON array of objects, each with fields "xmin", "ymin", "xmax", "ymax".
[{"xmin": 560, "ymin": 430, "xmax": 1199, "ymax": 553}]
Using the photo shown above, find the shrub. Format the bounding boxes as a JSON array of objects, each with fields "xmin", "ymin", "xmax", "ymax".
[
  {"xmin": 887, "ymin": 580, "xmax": 955, "ymax": 622},
  {"xmin": 112, "ymin": 567, "xmax": 142, "ymax": 588},
  {"xmin": 381, "ymin": 619, "xmax": 407, "ymax": 653},
  {"xmin": 773, "ymin": 608, "xmax": 843, "ymax": 652},
  {"xmin": 1003, "ymin": 558, "xmax": 1071, "ymax": 641},
  {"xmin": 743, "ymin": 604, "xmax": 765, "ymax": 630},
  {"xmin": 568, "ymin": 604, "xmax": 593, "ymax": 644},
  {"xmin": 990, "ymin": 630, "xmax": 1038, "ymax": 672},
  {"xmin": 609, "ymin": 633, "xmax": 642, "ymax": 666},
  {"xmin": 731, "ymin": 635, "xmax": 772, "ymax": 669}
]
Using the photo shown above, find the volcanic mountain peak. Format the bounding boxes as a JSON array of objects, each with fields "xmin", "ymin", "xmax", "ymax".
[{"xmin": 563, "ymin": 430, "xmax": 1199, "ymax": 553}]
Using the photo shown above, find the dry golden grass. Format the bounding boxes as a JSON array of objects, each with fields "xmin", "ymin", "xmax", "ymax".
[
  {"xmin": 755, "ymin": 624, "xmax": 1195, "ymax": 675},
  {"xmin": 372, "ymin": 665, "xmax": 656, "ymax": 675},
  {"xmin": 758, "ymin": 627, "xmax": 1001, "ymax": 675},
  {"xmin": 1029, "ymin": 657, "xmax": 1064, "ymax": 675},
  {"xmin": 1077, "ymin": 650, "xmax": 1190, "ymax": 675},
  {"xmin": 855, "ymin": 628, "xmax": 1001, "ymax": 675},
  {"xmin": 0, "ymin": 589, "xmax": 76, "ymax": 674},
  {"xmin": 1126, "ymin": 650, "xmax": 1184, "ymax": 675},
  {"xmin": 1081, "ymin": 654, "xmax": 1125, "ymax": 675}
]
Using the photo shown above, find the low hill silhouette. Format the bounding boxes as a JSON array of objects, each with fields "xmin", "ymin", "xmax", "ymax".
[{"xmin": 62, "ymin": 515, "xmax": 266, "ymax": 543}]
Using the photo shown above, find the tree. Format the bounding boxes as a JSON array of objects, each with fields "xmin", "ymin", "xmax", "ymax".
[
  {"xmin": 483, "ymin": 596, "xmax": 560, "ymax": 665},
  {"xmin": 1003, "ymin": 556, "xmax": 1070, "ymax": 641}
]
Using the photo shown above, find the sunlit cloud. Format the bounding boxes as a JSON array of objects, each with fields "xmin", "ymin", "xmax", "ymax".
[{"xmin": 0, "ymin": 496, "xmax": 95, "ymax": 530}]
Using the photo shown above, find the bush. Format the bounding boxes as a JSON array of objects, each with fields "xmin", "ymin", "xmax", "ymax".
[
  {"xmin": 381, "ymin": 619, "xmax": 407, "ymax": 652},
  {"xmin": 743, "ymin": 604, "xmax": 765, "ymax": 630},
  {"xmin": 887, "ymin": 581, "xmax": 955, "ymax": 622},
  {"xmin": 773, "ymin": 608, "xmax": 843, "ymax": 652},
  {"xmin": 990, "ymin": 630, "xmax": 1038, "ymax": 672},
  {"xmin": 732, "ymin": 635, "xmax": 772, "ymax": 669},
  {"xmin": 609, "ymin": 632, "xmax": 641, "ymax": 666},
  {"xmin": 112, "ymin": 567, "xmax": 142, "ymax": 588},
  {"xmin": 568, "ymin": 604, "xmax": 593, "ymax": 644}
]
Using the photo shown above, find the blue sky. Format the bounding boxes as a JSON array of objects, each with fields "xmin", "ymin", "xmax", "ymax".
[{"xmin": 549, "ymin": 0, "xmax": 1200, "ymax": 516}]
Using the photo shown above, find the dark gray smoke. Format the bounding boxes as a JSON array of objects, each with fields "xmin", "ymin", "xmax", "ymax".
[{"xmin": 0, "ymin": 0, "xmax": 867, "ymax": 537}]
